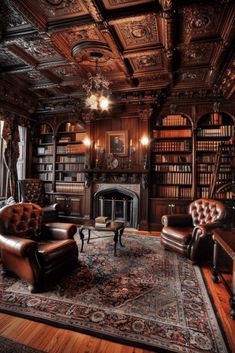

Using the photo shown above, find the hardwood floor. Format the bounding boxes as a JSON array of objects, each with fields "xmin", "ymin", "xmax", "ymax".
[{"xmin": 0, "ymin": 235, "xmax": 234, "ymax": 353}]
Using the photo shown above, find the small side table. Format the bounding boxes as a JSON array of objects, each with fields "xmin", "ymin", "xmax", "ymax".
[
  {"xmin": 212, "ymin": 228, "xmax": 235, "ymax": 319},
  {"xmin": 79, "ymin": 220, "xmax": 125, "ymax": 256}
]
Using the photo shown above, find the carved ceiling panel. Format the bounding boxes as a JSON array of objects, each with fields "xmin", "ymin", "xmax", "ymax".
[
  {"xmin": 101, "ymin": 0, "xmax": 154, "ymax": 10},
  {"xmin": 180, "ymin": 4, "xmax": 226, "ymax": 42},
  {"xmin": 59, "ymin": 25, "xmax": 103, "ymax": 47},
  {"xmin": 111, "ymin": 14, "xmax": 160, "ymax": 50},
  {"xmin": 10, "ymin": 36, "xmax": 64, "ymax": 62},
  {"xmin": 176, "ymin": 69, "xmax": 209, "ymax": 85},
  {"xmin": 0, "ymin": 1, "xmax": 28, "ymax": 30},
  {"xmin": 0, "ymin": 47, "xmax": 26, "ymax": 67},
  {"xmin": 37, "ymin": 0, "xmax": 89, "ymax": 19},
  {"xmin": 180, "ymin": 43, "xmax": 215, "ymax": 66},
  {"xmin": 49, "ymin": 64, "xmax": 81, "ymax": 79},
  {"xmin": 126, "ymin": 51, "xmax": 163, "ymax": 72},
  {"xmin": 16, "ymin": 70, "xmax": 49, "ymax": 84}
]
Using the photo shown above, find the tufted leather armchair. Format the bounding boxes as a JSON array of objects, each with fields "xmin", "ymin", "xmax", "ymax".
[
  {"xmin": 18, "ymin": 179, "xmax": 59, "ymax": 223},
  {"xmin": 0, "ymin": 203, "xmax": 78, "ymax": 292},
  {"xmin": 160, "ymin": 199, "xmax": 226, "ymax": 263}
]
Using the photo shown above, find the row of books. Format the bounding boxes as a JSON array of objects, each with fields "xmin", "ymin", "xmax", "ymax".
[
  {"xmin": 155, "ymin": 172, "xmax": 192, "ymax": 185},
  {"xmin": 196, "ymin": 141, "xmax": 223, "ymax": 151},
  {"xmin": 154, "ymin": 164, "xmax": 191, "ymax": 172},
  {"xmin": 156, "ymin": 186, "xmax": 192, "ymax": 199},
  {"xmin": 39, "ymin": 124, "xmax": 52, "ymax": 134},
  {"xmin": 56, "ymin": 172, "xmax": 85, "ymax": 182},
  {"xmin": 197, "ymin": 172, "xmax": 231, "ymax": 185},
  {"xmin": 33, "ymin": 164, "xmax": 53, "ymax": 171},
  {"xmin": 56, "ymin": 144, "xmax": 85, "ymax": 154},
  {"xmin": 197, "ymin": 187, "xmax": 209, "ymax": 198},
  {"xmin": 152, "ymin": 154, "xmax": 192, "ymax": 163},
  {"xmin": 152, "ymin": 141, "xmax": 191, "ymax": 152},
  {"xmin": 37, "ymin": 146, "xmax": 54, "ymax": 155},
  {"xmin": 44, "ymin": 183, "xmax": 52, "ymax": 192},
  {"xmin": 38, "ymin": 173, "xmax": 52, "ymax": 181},
  {"xmin": 197, "ymin": 125, "xmax": 233, "ymax": 137},
  {"xmin": 56, "ymin": 163, "xmax": 84, "ymax": 171},
  {"xmin": 56, "ymin": 182, "xmax": 85, "ymax": 193},
  {"xmin": 197, "ymin": 164, "xmax": 231, "ymax": 172},
  {"xmin": 161, "ymin": 115, "xmax": 188, "ymax": 126},
  {"xmin": 208, "ymin": 113, "xmax": 222, "ymax": 125},
  {"xmin": 56, "ymin": 156, "xmax": 85, "ymax": 163},
  {"xmin": 153, "ymin": 129, "xmax": 192, "ymax": 138},
  {"xmin": 33, "ymin": 156, "xmax": 53, "ymax": 163}
]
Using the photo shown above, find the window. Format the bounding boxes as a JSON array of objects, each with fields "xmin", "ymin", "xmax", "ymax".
[{"xmin": 17, "ymin": 125, "xmax": 27, "ymax": 180}]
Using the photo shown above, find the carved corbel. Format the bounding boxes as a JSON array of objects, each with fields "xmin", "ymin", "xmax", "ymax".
[{"xmin": 141, "ymin": 174, "xmax": 149, "ymax": 190}]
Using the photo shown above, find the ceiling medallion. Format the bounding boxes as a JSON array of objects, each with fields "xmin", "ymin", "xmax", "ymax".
[
  {"xmin": 191, "ymin": 14, "xmax": 210, "ymax": 30},
  {"xmin": 132, "ymin": 25, "xmax": 148, "ymax": 38}
]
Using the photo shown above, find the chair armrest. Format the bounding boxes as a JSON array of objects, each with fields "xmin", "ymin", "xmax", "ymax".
[
  {"xmin": 42, "ymin": 223, "xmax": 77, "ymax": 240},
  {"xmin": 0, "ymin": 234, "xmax": 37, "ymax": 256},
  {"xmin": 192, "ymin": 223, "xmax": 223, "ymax": 238},
  {"xmin": 43, "ymin": 203, "xmax": 59, "ymax": 212},
  {"xmin": 162, "ymin": 214, "xmax": 193, "ymax": 227}
]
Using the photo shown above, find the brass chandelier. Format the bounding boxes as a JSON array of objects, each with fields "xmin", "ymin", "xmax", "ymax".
[{"xmin": 82, "ymin": 53, "xmax": 111, "ymax": 111}]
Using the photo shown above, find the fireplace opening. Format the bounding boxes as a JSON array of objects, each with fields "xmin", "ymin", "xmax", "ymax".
[{"xmin": 94, "ymin": 187, "xmax": 138, "ymax": 228}]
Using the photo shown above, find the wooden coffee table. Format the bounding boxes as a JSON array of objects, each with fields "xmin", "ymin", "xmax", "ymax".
[
  {"xmin": 79, "ymin": 220, "xmax": 125, "ymax": 256},
  {"xmin": 211, "ymin": 228, "xmax": 235, "ymax": 319}
]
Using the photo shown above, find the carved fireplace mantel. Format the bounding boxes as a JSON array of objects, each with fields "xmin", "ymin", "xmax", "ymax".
[{"xmin": 83, "ymin": 167, "xmax": 149, "ymax": 189}]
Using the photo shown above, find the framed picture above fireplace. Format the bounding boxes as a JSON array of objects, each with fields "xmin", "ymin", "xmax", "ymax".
[{"xmin": 106, "ymin": 130, "xmax": 128, "ymax": 156}]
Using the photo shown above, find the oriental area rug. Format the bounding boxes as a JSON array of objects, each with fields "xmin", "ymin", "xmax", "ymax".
[{"xmin": 0, "ymin": 234, "xmax": 230, "ymax": 353}]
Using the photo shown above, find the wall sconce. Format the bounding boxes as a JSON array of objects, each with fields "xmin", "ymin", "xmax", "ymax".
[
  {"xmin": 140, "ymin": 135, "xmax": 150, "ymax": 169},
  {"xmin": 95, "ymin": 140, "xmax": 105, "ymax": 168},
  {"xmin": 83, "ymin": 137, "xmax": 91, "ymax": 169},
  {"xmin": 128, "ymin": 139, "xmax": 136, "ymax": 169}
]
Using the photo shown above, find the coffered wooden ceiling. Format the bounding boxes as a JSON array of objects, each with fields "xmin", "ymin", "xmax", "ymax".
[{"xmin": 0, "ymin": 0, "xmax": 234, "ymax": 107}]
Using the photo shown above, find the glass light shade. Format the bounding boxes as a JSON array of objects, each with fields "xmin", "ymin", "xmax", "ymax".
[
  {"xmin": 99, "ymin": 96, "xmax": 109, "ymax": 110},
  {"xmin": 140, "ymin": 136, "xmax": 149, "ymax": 146},
  {"xmin": 83, "ymin": 137, "xmax": 91, "ymax": 146}
]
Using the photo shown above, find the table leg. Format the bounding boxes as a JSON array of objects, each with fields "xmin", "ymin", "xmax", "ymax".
[
  {"xmin": 79, "ymin": 227, "xmax": 85, "ymax": 252},
  {"xmin": 231, "ymin": 260, "xmax": 235, "ymax": 319},
  {"xmin": 119, "ymin": 227, "xmax": 125, "ymax": 247},
  {"xmin": 212, "ymin": 240, "xmax": 219, "ymax": 283},
  {"xmin": 114, "ymin": 230, "xmax": 118, "ymax": 256},
  {"xmin": 87, "ymin": 229, "xmax": 91, "ymax": 243}
]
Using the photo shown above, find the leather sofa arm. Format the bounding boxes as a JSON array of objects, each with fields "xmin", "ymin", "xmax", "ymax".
[
  {"xmin": 162, "ymin": 214, "xmax": 193, "ymax": 227},
  {"xmin": 43, "ymin": 203, "xmax": 60, "ymax": 212},
  {"xmin": 192, "ymin": 223, "xmax": 223, "ymax": 238},
  {"xmin": 0, "ymin": 234, "xmax": 37, "ymax": 257},
  {"xmin": 42, "ymin": 222, "xmax": 77, "ymax": 240}
]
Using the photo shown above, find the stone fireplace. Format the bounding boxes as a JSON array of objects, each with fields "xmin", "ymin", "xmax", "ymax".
[{"xmin": 93, "ymin": 184, "xmax": 139, "ymax": 228}]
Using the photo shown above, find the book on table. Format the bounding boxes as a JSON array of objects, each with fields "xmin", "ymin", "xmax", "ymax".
[
  {"xmin": 95, "ymin": 216, "xmax": 108, "ymax": 223},
  {"xmin": 95, "ymin": 221, "xmax": 110, "ymax": 228}
]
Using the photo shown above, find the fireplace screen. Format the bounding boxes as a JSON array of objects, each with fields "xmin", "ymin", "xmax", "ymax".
[{"xmin": 94, "ymin": 189, "xmax": 138, "ymax": 228}]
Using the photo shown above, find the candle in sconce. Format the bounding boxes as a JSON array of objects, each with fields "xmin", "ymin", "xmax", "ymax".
[{"xmin": 130, "ymin": 139, "xmax": 132, "ymax": 147}]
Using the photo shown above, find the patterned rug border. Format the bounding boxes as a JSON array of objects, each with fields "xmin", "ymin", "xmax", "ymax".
[
  {"xmin": 0, "ymin": 235, "xmax": 231, "ymax": 353},
  {"xmin": 199, "ymin": 268, "xmax": 232, "ymax": 353}
]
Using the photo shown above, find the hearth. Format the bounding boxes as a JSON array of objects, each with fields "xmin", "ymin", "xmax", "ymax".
[{"xmin": 93, "ymin": 186, "xmax": 138, "ymax": 228}]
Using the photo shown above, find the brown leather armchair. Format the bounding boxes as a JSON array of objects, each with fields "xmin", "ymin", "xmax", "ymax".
[
  {"xmin": 0, "ymin": 203, "xmax": 78, "ymax": 292},
  {"xmin": 18, "ymin": 179, "xmax": 59, "ymax": 223},
  {"xmin": 160, "ymin": 199, "xmax": 226, "ymax": 263}
]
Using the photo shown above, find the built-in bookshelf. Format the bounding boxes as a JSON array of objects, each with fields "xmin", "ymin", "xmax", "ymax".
[
  {"xmin": 31, "ymin": 121, "xmax": 87, "ymax": 220},
  {"xmin": 151, "ymin": 115, "xmax": 193, "ymax": 200},
  {"xmin": 196, "ymin": 112, "xmax": 234, "ymax": 199},
  {"xmin": 32, "ymin": 123, "xmax": 54, "ymax": 192},
  {"xmin": 55, "ymin": 122, "xmax": 86, "ymax": 188}
]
